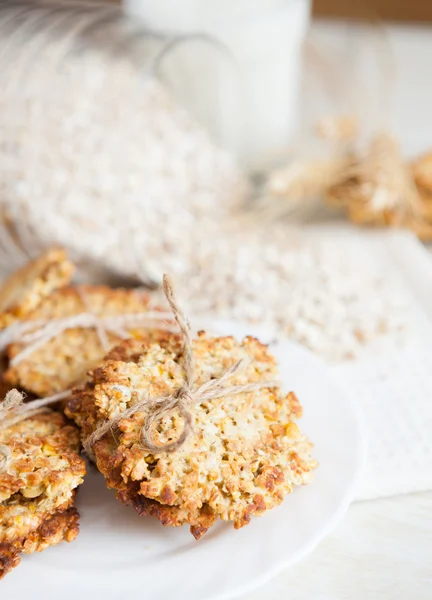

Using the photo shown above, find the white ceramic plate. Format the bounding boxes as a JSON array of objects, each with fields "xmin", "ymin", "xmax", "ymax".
[{"xmin": 2, "ymin": 325, "xmax": 366, "ymax": 600}]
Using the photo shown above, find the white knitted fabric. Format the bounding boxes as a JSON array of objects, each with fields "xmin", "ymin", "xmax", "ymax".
[
  {"xmin": 196, "ymin": 229, "xmax": 432, "ymax": 500},
  {"xmin": 331, "ymin": 231, "xmax": 432, "ymax": 499}
]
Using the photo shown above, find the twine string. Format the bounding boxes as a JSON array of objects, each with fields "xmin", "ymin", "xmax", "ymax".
[
  {"xmin": 83, "ymin": 274, "xmax": 281, "ymax": 456},
  {"xmin": 0, "ymin": 388, "xmax": 72, "ymax": 473},
  {"xmin": 0, "ymin": 389, "xmax": 72, "ymax": 429},
  {"xmin": 0, "ymin": 310, "xmax": 176, "ymax": 367},
  {"xmin": 0, "ymin": 443, "xmax": 11, "ymax": 473},
  {"xmin": 76, "ymin": 286, "xmax": 110, "ymax": 352}
]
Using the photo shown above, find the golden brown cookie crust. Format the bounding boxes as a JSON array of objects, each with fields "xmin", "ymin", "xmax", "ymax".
[
  {"xmin": 0, "ymin": 406, "xmax": 85, "ymax": 576},
  {"xmin": 4, "ymin": 285, "xmax": 154, "ymax": 396},
  {"xmin": 68, "ymin": 332, "xmax": 317, "ymax": 537},
  {"xmin": 0, "ymin": 504, "xmax": 79, "ymax": 579},
  {"xmin": 0, "ymin": 248, "xmax": 74, "ymax": 329},
  {"xmin": 0, "ymin": 411, "xmax": 85, "ymax": 505}
]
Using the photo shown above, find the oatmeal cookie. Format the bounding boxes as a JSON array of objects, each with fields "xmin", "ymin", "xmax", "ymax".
[
  {"xmin": 0, "ymin": 410, "xmax": 85, "ymax": 577},
  {"xmin": 0, "ymin": 502, "xmax": 79, "ymax": 579},
  {"xmin": 67, "ymin": 332, "xmax": 316, "ymax": 538},
  {"xmin": 0, "ymin": 248, "xmax": 74, "ymax": 329},
  {"xmin": 4, "ymin": 285, "xmax": 157, "ymax": 396},
  {"xmin": 0, "ymin": 411, "xmax": 85, "ymax": 504}
]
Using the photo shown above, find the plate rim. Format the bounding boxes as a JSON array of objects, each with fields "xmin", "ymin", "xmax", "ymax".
[
  {"xmin": 0, "ymin": 337, "xmax": 367, "ymax": 600},
  {"xmin": 207, "ymin": 338, "xmax": 368, "ymax": 600}
]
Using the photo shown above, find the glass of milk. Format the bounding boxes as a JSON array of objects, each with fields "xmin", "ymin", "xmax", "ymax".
[{"xmin": 124, "ymin": 0, "xmax": 311, "ymax": 168}]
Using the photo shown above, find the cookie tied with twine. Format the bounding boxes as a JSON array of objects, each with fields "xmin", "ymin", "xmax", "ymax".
[
  {"xmin": 0, "ymin": 388, "xmax": 71, "ymax": 473},
  {"xmin": 0, "ymin": 308, "xmax": 175, "ymax": 368},
  {"xmin": 67, "ymin": 276, "xmax": 317, "ymax": 537},
  {"xmin": 83, "ymin": 274, "xmax": 281, "ymax": 457}
]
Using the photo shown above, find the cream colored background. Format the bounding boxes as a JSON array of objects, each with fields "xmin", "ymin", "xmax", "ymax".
[{"xmin": 240, "ymin": 19, "xmax": 432, "ymax": 600}]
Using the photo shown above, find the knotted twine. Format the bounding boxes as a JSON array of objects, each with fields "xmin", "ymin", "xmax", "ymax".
[
  {"xmin": 0, "ymin": 388, "xmax": 71, "ymax": 473},
  {"xmin": 0, "ymin": 307, "xmax": 174, "ymax": 473},
  {"xmin": 0, "ymin": 302, "xmax": 174, "ymax": 473},
  {"xmin": 83, "ymin": 274, "xmax": 281, "ymax": 457}
]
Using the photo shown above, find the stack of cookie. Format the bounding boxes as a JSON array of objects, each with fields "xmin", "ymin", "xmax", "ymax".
[
  {"xmin": 0, "ymin": 400, "xmax": 85, "ymax": 578},
  {"xmin": 0, "ymin": 249, "xmax": 163, "ymax": 577},
  {"xmin": 0, "ymin": 251, "xmax": 168, "ymax": 397},
  {"xmin": 67, "ymin": 333, "xmax": 316, "ymax": 539},
  {"xmin": 0, "ymin": 250, "xmax": 84, "ymax": 577},
  {"xmin": 0, "ymin": 249, "xmax": 317, "ymax": 576}
]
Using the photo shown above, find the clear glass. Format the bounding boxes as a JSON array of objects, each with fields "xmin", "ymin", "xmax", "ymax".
[
  {"xmin": 0, "ymin": 1, "xmax": 246, "ymax": 283},
  {"xmin": 125, "ymin": 0, "xmax": 311, "ymax": 167}
]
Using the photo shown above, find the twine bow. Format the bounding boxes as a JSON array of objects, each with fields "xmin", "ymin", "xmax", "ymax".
[{"xmin": 83, "ymin": 274, "xmax": 281, "ymax": 456}]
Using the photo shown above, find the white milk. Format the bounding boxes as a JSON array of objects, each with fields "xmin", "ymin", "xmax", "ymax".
[{"xmin": 124, "ymin": 0, "xmax": 310, "ymax": 167}]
